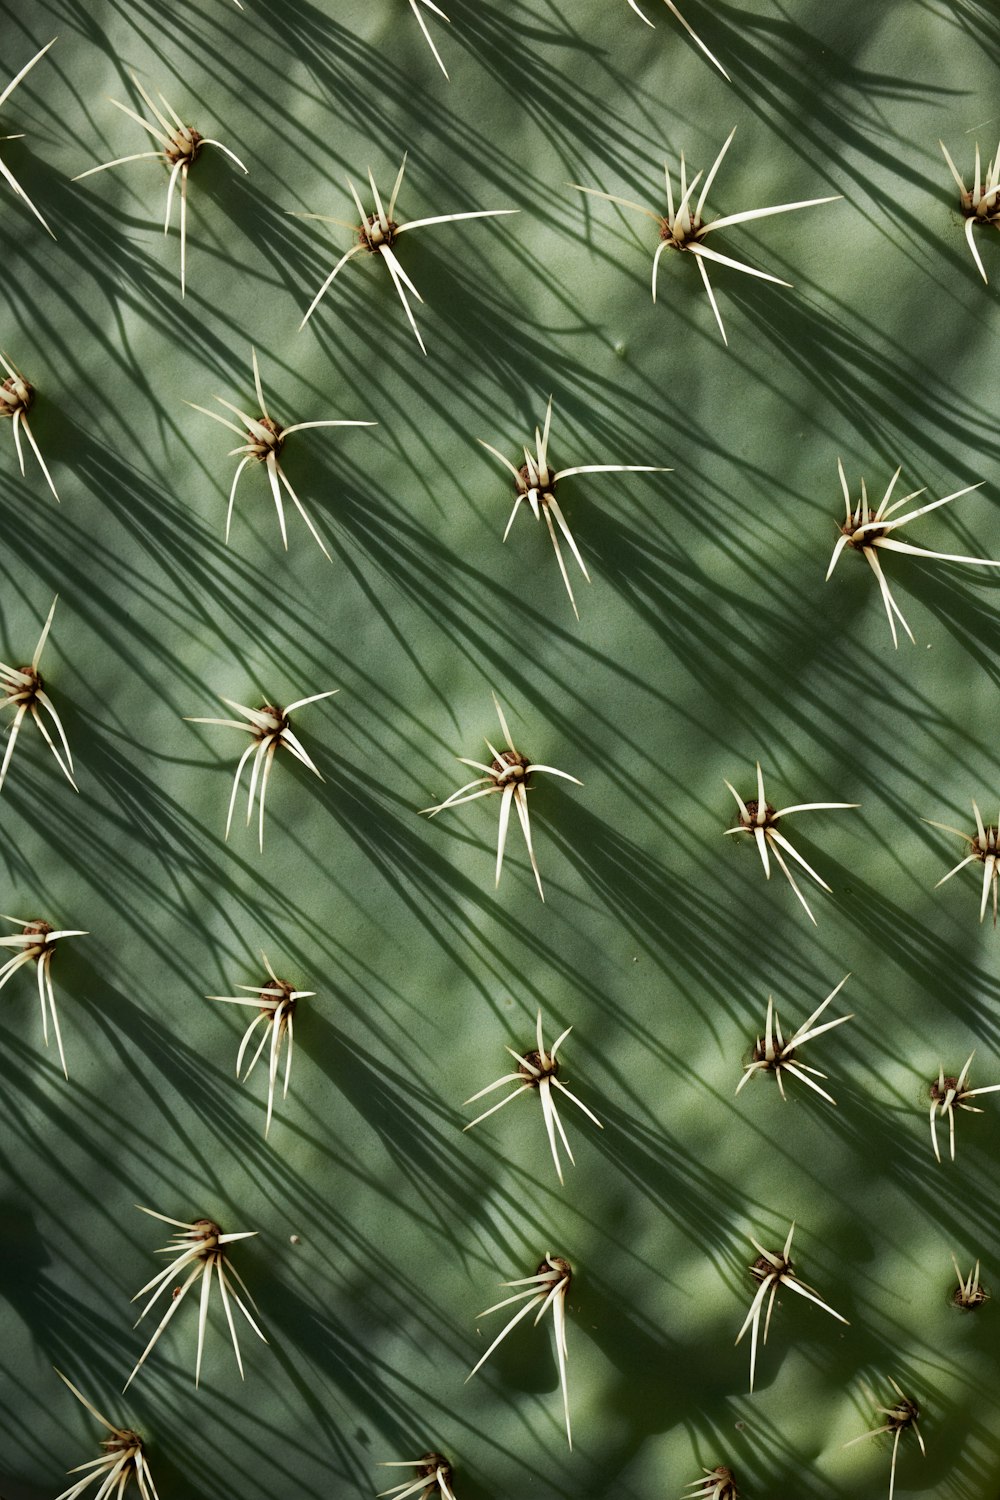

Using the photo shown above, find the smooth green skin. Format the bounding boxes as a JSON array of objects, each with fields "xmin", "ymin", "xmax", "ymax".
[{"xmin": 2, "ymin": 1, "xmax": 1000, "ymax": 1496}]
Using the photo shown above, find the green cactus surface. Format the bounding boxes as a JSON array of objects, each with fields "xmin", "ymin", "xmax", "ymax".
[{"xmin": 4, "ymin": 3, "xmax": 1000, "ymax": 1499}]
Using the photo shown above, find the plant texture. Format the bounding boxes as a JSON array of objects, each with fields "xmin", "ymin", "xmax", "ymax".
[
  {"xmin": 0, "ymin": 38, "xmax": 57, "ymax": 239},
  {"xmin": 125, "ymin": 1209, "xmax": 266, "ymax": 1390},
  {"xmin": 293, "ymin": 156, "xmax": 517, "ymax": 351},
  {"xmin": 951, "ymin": 1254, "xmax": 988, "ymax": 1310},
  {"xmin": 421, "ymin": 694, "xmax": 581, "ymax": 899},
  {"xmin": 0, "ymin": 596, "xmax": 76, "ymax": 792},
  {"xmin": 940, "ymin": 137, "xmax": 1000, "ymax": 282},
  {"xmin": 573, "ymin": 128, "xmax": 840, "ymax": 343},
  {"xmin": 209, "ymin": 952, "xmax": 312, "ymax": 1137},
  {"xmin": 53, "ymin": 1370, "xmax": 159, "ymax": 1500},
  {"xmin": 0, "ymin": 914, "xmax": 86, "ymax": 1079},
  {"xmin": 735, "ymin": 976, "xmax": 852, "ymax": 1105},
  {"xmin": 723, "ymin": 762, "xmax": 858, "ymax": 924},
  {"xmin": 407, "ymin": 0, "xmax": 451, "ymax": 80},
  {"xmin": 0, "ymin": 352, "xmax": 58, "ymax": 499},
  {"xmin": 467, "ymin": 1253, "xmax": 573, "ymax": 1449},
  {"xmin": 6, "ymin": 4, "xmax": 1000, "ymax": 1500},
  {"xmin": 623, "ymin": 0, "xmax": 729, "ymax": 79},
  {"xmin": 682, "ymin": 1469, "xmax": 738, "ymax": 1500},
  {"xmin": 188, "ymin": 349, "xmax": 376, "ymax": 557},
  {"xmin": 844, "ymin": 1378, "xmax": 926, "ymax": 1500},
  {"xmin": 73, "ymin": 76, "xmax": 248, "ymax": 296},
  {"xmin": 463, "ymin": 1007, "xmax": 602, "ymax": 1183},
  {"xmin": 927, "ymin": 1053, "xmax": 1000, "ymax": 1163},
  {"xmin": 479, "ymin": 395, "xmax": 668, "ymax": 617},
  {"xmin": 186, "ymin": 687, "xmax": 337, "ymax": 851},
  {"xmin": 377, "ymin": 1453, "xmax": 456, "ymax": 1500},
  {"xmin": 926, "ymin": 799, "xmax": 1000, "ymax": 923},
  {"xmin": 734, "ymin": 1223, "xmax": 848, "ymax": 1392},
  {"xmin": 826, "ymin": 461, "xmax": 999, "ymax": 646}
]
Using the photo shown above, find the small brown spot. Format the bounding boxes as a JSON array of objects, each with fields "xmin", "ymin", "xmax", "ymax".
[
  {"xmin": 953, "ymin": 1281, "xmax": 989, "ymax": 1310},
  {"xmin": 415, "ymin": 1454, "xmax": 451, "ymax": 1483},
  {"xmin": 491, "ymin": 749, "xmax": 529, "ymax": 782},
  {"xmin": 165, "ymin": 127, "xmax": 202, "ymax": 165},
  {"xmin": 750, "ymin": 1252, "xmax": 788, "ymax": 1285},
  {"xmin": 359, "ymin": 214, "xmax": 398, "ymax": 252},
  {"xmin": 931, "ymin": 1075, "xmax": 959, "ymax": 1104},
  {"xmin": 519, "ymin": 1047, "xmax": 557, "ymax": 1086}
]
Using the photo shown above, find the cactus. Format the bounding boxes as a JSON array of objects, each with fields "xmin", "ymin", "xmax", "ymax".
[{"xmin": 4, "ymin": 4, "xmax": 1000, "ymax": 1500}]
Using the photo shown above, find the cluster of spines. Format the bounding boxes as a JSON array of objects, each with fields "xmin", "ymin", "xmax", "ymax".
[{"xmin": 4, "ymin": 7, "xmax": 998, "ymax": 1500}]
